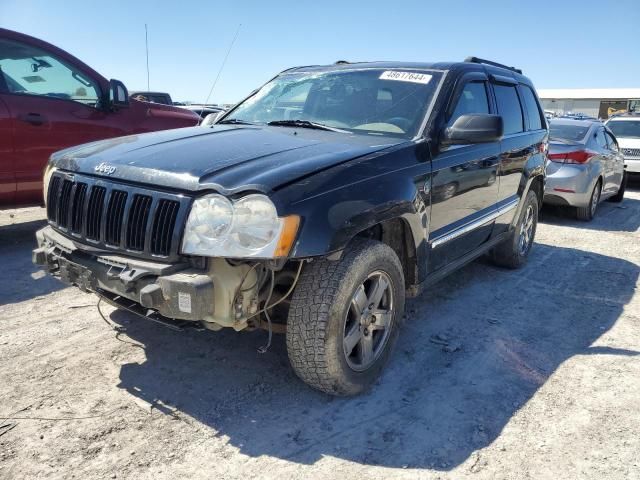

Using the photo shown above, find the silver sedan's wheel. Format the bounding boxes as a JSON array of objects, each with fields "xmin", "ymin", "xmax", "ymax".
[
  {"xmin": 343, "ymin": 271, "xmax": 394, "ymax": 372},
  {"xmin": 590, "ymin": 183, "xmax": 600, "ymax": 215},
  {"xmin": 577, "ymin": 180, "xmax": 601, "ymax": 221}
]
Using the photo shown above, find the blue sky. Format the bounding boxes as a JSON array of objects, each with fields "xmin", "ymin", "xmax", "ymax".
[{"xmin": 2, "ymin": 0, "xmax": 639, "ymax": 103}]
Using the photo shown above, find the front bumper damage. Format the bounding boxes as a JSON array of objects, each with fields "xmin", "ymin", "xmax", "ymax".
[{"xmin": 33, "ymin": 226, "xmax": 259, "ymax": 331}]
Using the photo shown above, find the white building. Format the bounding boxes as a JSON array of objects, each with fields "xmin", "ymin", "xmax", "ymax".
[{"xmin": 537, "ymin": 88, "xmax": 640, "ymax": 119}]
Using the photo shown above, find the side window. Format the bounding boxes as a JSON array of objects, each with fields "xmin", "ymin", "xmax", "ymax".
[
  {"xmin": 0, "ymin": 38, "xmax": 100, "ymax": 107},
  {"xmin": 595, "ymin": 128, "xmax": 608, "ymax": 149},
  {"xmin": 448, "ymin": 81, "xmax": 489, "ymax": 126},
  {"xmin": 604, "ymin": 131, "xmax": 618, "ymax": 151},
  {"xmin": 520, "ymin": 85, "xmax": 543, "ymax": 131},
  {"xmin": 493, "ymin": 84, "xmax": 524, "ymax": 135}
]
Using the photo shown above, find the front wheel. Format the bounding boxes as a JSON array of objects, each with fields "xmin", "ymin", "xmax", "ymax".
[
  {"xmin": 286, "ymin": 239, "xmax": 405, "ymax": 395},
  {"xmin": 490, "ymin": 189, "xmax": 539, "ymax": 269}
]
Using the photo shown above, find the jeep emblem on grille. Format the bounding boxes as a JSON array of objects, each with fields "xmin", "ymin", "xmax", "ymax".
[{"xmin": 94, "ymin": 162, "xmax": 116, "ymax": 175}]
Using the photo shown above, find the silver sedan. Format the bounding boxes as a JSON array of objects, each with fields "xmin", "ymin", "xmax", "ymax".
[{"xmin": 544, "ymin": 119, "xmax": 626, "ymax": 220}]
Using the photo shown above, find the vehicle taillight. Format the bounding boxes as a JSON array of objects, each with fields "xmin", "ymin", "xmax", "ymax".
[{"xmin": 548, "ymin": 150, "xmax": 596, "ymax": 164}]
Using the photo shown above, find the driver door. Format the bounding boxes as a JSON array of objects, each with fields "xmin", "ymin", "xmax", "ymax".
[
  {"xmin": 0, "ymin": 36, "xmax": 126, "ymax": 205},
  {"xmin": 428, "ymin": 76, "xmax": 500, "ymax": 271}
]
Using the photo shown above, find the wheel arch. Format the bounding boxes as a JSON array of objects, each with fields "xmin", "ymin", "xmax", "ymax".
[{"xmin": 352, "ymin": 216, "xmax": 421, "ymax": 291}]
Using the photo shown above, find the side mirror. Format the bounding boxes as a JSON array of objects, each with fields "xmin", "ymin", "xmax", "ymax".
[
  {"xmin": 109, "ymin": 79, "xmax": 129, "ymax": 108},
  {"xmin": 441, "ymin": 114, "xmax": 503, "ymax": 146}
]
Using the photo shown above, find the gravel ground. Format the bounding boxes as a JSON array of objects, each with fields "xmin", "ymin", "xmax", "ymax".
[{"xmin": 1, "ymin": 181, "xmax": 639, "ymax": 480}]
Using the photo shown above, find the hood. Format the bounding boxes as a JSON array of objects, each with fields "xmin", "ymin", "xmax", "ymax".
[
  {"xmin": 51, "ymin": 125, "xmax": 402, "ymax": 193},
  {"xmin": 616, "ymin": 137, "xmax": 640, "ymax": 149}
]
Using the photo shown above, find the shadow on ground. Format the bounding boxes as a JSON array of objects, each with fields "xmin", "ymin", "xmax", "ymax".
[
  {"xmin": 111, "ymin": 243, "xmax": 639, "ymax": 470},
  {"xmin": 0, "ymin": 219, "xmax": 64, "ymax": 305},
  {"xmin": 541, "ymin": 193, "xmax": 640, "ymax": 233}
]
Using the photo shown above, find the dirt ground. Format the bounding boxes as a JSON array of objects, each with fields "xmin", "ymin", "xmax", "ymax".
[{"xmin": 1, "ymin": 181, "xmax": 639, "ymax": 480}]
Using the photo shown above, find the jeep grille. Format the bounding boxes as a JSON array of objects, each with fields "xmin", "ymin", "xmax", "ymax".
[{"xmin": 47, "ymin": 172, "xmax": 190, "ymax": 260}]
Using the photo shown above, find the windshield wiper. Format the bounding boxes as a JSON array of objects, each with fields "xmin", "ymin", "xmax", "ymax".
[
  {"xmin": 267, "ymin": 119, "xmax": 348, "ymax": 133},
  {"xmin": 217, "ymin": 118, "xmax": 257, "ymax": 125}
]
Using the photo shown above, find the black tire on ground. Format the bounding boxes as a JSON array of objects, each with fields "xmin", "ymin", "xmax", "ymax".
[
  {"xmin": 608, "ymin": 172, "xmax": 627, "ymax": 203},
  {"xmin": 286, "ymin": 238, "xmax": 405, "ymax": 396},
  {"xmin": 490, "ymin": 189, "xmax": 539, "ymax": 269},
  {"xmin": 576, "ymin": 180, "xmax": 601, "ymax": 221}
]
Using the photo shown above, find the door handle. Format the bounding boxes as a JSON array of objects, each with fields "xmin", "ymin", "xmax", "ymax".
[{"xmin": 18, "ymin": 112, "xmax": 47, "ymax": 126}]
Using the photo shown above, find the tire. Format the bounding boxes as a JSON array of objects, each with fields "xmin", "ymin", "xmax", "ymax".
[
  {"xmin": 608, "ymin": 172, "xmax": 626, "ymax": 203},
  {"xmin": 490, "ymin": 189, "xmax": 538, "ymax": 269},
  {"xmin": 440, "ymin": 182, "xmax": 458, "ymax": 201},
  {"xmin": 286, "ymin": 238, "xmax": 405, "ymax": 396},
  {"xmin": 576, "ymin": 180, "xmax": 601, "ymax": 221}
]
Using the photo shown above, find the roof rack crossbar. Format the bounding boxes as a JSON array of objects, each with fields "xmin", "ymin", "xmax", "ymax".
[{"xmin": 464, "ymin": 56, "xmax": 522, "ymax": 75}]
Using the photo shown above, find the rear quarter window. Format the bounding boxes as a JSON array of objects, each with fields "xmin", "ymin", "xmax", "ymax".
[
  {"xmin": 520, "ymin": 85, "xmax": 543, "ymax": 131},
  {"xmin": 494, "ymin": 84, "xmax": 524, "ymax": 135}
]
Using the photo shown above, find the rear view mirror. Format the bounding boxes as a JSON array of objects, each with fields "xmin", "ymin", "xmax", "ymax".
[
  {"xmin": 109, "ymin": 79, "xmax": 129, "ymax": 108},
  {"xmin": 441, "ymin": 114, "xmax": 503, "ymax": 145}
]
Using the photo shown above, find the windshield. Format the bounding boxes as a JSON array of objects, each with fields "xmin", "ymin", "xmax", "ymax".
[
  {"xmin": 223, "ymin": 68, "xmax": 444, "ymax": 138},
  {"xmin": 549, "ymin": 122, "xmax": 590, "ymax": 142},
  {"xmin": 607, "ymin": 120, "xmax": 640, "ymax": 139}
]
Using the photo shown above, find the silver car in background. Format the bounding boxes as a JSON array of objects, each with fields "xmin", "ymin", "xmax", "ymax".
[{"xmin": 544, "ymin": 119, "xmax": 626, "ymax": 220}]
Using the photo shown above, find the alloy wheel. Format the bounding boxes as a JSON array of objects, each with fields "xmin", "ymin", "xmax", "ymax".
[
  {"xmin": 343, "ymin": 271, "xmax": 394, "ymax": 372},
  {"xmin": 518, "ymin": 205, "xmax": 535, "ymax": 256},
  {"xmin": 590, "ymin": 184, "xmax": 600, "ymax": 216}
]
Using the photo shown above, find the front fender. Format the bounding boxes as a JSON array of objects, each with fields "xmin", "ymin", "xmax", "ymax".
[
  {"xmin": 288, "ymin": 179, "xmax": 427, "ymax": 258},
  {"xmin": 271, "ymin": 143, "xmax": 431, "ymax": 266}
]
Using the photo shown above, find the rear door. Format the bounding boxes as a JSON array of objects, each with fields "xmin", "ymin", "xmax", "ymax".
[
  {"xmin": 429, "ymin": 73, "xmax": 500, "ymax": 271},
  {"xmin": 593, "ymin": 126, "xmax": 614, "ymax": 194},
  {"xmin": 0, "ymin": 36, "xmax": 128, "ymax": 206},
  {"xmin": 491, "ymin": 78, "xmax": 543, "ymax": 234},
  {"xmin": 604, "ymin": 129, "xmax": 624, "ymax": 190}
]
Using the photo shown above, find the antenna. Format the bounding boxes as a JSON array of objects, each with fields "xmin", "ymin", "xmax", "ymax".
[
  {"xmin": 145, "ymin": 24, "xmax": 150, "ymax": 91},
  {"xmin": 198, "ymin": 23, "xmax": 242, "ymax": 124}
]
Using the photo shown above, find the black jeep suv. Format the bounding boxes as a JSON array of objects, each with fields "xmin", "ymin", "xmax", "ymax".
[{"xmin": 34, "ymin": 57, "xmax": 547, "ymax": 395}]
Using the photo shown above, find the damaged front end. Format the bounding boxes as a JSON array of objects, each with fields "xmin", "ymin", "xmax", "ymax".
[{"xmin": 33, "ymin": 226, "xmax": 299, "ymax": 332}]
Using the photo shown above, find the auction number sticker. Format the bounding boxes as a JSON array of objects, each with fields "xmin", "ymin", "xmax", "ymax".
[
  {"xmin": 379, "ymin": 71, "xmax": 432, "ymax": 84},
  {"xmin": 178, "ymin": 292, "xmax": 192, "ymax": 313}
]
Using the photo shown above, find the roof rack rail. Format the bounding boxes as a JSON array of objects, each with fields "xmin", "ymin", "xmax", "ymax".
[{"xmin": 464, "ymin": 57, "xmax": 522, "ymax": 75}]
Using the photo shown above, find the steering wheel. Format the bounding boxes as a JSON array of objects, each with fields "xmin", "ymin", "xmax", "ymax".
[{"xmin": 387, "ymin": 117, "xmax": 411, "ymax": 132}]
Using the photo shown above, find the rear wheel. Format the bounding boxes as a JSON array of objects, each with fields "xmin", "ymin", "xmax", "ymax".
[
  {"xmin": 490, "ymin": 189, "xmax": 538, "ymax": 269},
  {"xmin": 608, "ymin": 172, "xmax": 626, "ymax": 203},
  {"xmin": 577, "ymin": 180, "xmax": 601, "ymax": 221},
  {"xmin": 286, "ymin": 239, "xmax": 405, "ymax": 395}
]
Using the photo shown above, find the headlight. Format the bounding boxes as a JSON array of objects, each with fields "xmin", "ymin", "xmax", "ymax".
[
  {"xmin": 43, "ymin": 163, "xmax": 57, "ymax": 206},
  {"xmin": 181, "ymin": 193, "xmax": 300, "ymax": 258}
]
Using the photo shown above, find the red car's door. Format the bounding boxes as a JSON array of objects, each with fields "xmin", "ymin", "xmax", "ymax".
[
  {"xmin": 0, "ymin": 94, "xmax": 15, "ymax": 207},
  {"xmin": 0, "ymin": 36, "xmax": 128, "ymax": 206}
]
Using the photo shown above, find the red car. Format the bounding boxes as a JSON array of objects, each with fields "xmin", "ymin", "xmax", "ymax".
[{"xmin": 0, "ymin": 28, "xmax": 199, "ymax": 208}]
